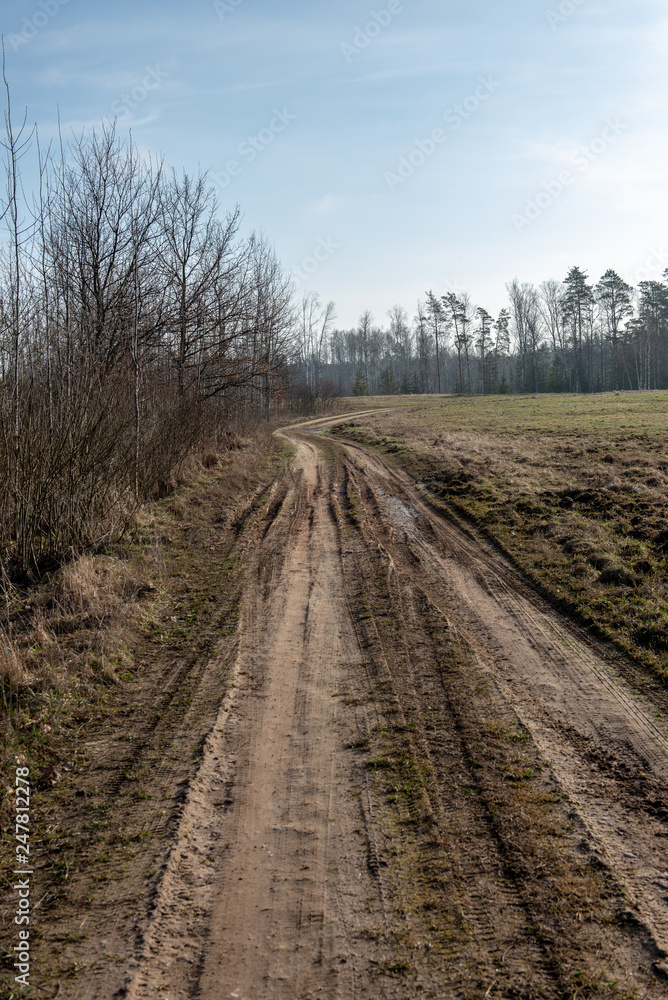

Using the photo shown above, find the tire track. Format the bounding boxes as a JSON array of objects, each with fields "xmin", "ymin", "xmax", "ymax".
[
  {"xmin": 125, "ymin": 439, "xmax": 389, "ymax": 1000},
  {"xmin": 336, "ymin": 467, "xmax": 563, "ymax": 996},
  {"xmin": 336, "ymin": 434, "xmax": 668, "ymax": 978}
]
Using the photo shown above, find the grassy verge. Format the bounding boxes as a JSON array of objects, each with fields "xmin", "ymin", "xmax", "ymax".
[
  {"xmin": 0, "ymin": 431, "xmax": 281, "ymax": 786},
  {"xmin": 0, "ymin": 429, "xmax": 285, "ymax": 996},
  {"xmin": 330, "ymin": 392, "xmax": 668, "ymax": 683}
]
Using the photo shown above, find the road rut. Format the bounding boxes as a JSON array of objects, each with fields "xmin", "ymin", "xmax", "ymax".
[{"xmin": 121, "ymin": 417, "xmax": 668, "ymax": 999}]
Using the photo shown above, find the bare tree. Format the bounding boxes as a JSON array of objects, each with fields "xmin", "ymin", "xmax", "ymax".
[
  {"xmin": 298, "ymin": 292, "xmax": 336, "ymax": 393},
  {"xmin": 507, "ymin": 280, "xmax": 543, "ymax": 393},
  {"xmin": 426, "ymin": 291, "xmax": 446, "ymax": 393},
  {"xmin": 158, "ymin": 169, "xmax": 236, "ymax": 394},
  {"xmin": 1, "ymin": 45, "xmax": 34, "ymax": 446}
]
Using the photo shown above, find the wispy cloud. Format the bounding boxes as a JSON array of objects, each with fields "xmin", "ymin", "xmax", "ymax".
[
  {"xmin": 3, "ymin": 0, "xmax": 666, "ymax": 327},
  {"xmin": 214, "ymin": 79, "xmax": 290, "ymax": 95}
]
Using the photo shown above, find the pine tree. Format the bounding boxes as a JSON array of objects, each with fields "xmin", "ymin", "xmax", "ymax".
[
  {"xmin": 425, "ymin": 291, "xmax": 446, "ymax": 393},
  {"xmin": 562, "ymin": 266, "xmax": 594, "ymax": 392},
  {"xmin": 476, "ymin": 308, "xmax": 494, "ymax": 394},
  {"xmin": 632, "ymin": 280, "xmax": 668, "ymax": 390},
  {"xmin": 351, "ymin": 367, "xmax": 369, "ymax": 396},
  {"xmin": 595, "ymin": 270, "xmax": 633, "ymax": 391},
  {"xmin": 444, "ymin": 293, "xmax": 470, "ymax": 394},
  {"xmin": 378, "ymin": 366, "xmax": 398, "ymax": 395},
  {"xmin": 492, "ymin": 307, "xmax": 511, "ymax": 393}
]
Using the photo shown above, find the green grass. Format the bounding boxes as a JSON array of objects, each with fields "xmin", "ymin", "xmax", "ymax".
[{"xmin": 331, "ymin": 391, "xmax": 668, "ymax": 682}]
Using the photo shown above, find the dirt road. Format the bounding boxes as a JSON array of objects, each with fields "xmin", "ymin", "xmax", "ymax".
[
  {"xmin": 33, "ymin": 416, "xmax": 668, "ymax": 998},
  {"xmin": 114, "ymin": 416, "xmax": 668, "ymax": 999}
]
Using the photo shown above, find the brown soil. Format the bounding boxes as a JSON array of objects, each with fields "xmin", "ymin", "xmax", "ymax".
[{"xmin": 4, "ymin": 412, "xmax": 668, "ymax": 999}]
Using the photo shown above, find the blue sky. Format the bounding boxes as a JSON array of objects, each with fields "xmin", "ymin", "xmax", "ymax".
[{"xmin": 2, "ymin": 0, "xmax": 667, "ymax": 327}]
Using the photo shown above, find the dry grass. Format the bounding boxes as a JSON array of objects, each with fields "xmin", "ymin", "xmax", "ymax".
[
  {"xmin": 0, "ymin": 550, "xmax": 154, "ymax": 737},
  {"xmin": 55, "ymin": 555, "xmax": 148, "ymax": 617},
  {"xmin": 0, "ymin": 418, "xmax": 287, "ymax": 994},
  {"xmin": 0, "ymin": 426, "xmax": 284, "ymax": 819},
  {"xmin": 0, "ymin": 636, "xmax": 32, "ymax": 690},
  {"xmin": 331, "ymin": 391, "xmax": 668, "ymax": 681}
]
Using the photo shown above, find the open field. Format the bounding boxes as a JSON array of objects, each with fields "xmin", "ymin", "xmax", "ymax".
[
  {"xmin": 331, "ymin": 392, "xmax": 668, "ymax": 682},
  {"xmin": 3, "ymin": 401, "xmax": 668, "ymax": 998}
]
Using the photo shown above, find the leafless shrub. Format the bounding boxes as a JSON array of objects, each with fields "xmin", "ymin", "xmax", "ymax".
[{"xmin": 0, "ymin": 85, "xmax": 297, "ymax": 584}]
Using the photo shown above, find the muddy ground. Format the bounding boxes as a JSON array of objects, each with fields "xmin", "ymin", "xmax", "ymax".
[{"xmin": 3, "ymin": 412, "xmax": 668, "ymax": 999}]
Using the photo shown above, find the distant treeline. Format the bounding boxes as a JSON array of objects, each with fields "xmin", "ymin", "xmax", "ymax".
[{"xmin": 292, "ymin": 266, "xmax": 668, "ymax": 399}]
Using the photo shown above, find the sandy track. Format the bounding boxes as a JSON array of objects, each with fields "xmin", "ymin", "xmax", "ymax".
[
  {"xmin": 120, "ymin": 419, "xmax": 668, "ymax": 999},
  {"xmin": 125, "ymin": 436, "xmax": 390, "ymax": 1000},
  {"xmin": 194, "ymin": 439, "xmax": 365, "ymax": 999}
]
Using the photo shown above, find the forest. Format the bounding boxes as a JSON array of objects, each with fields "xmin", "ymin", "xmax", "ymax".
[{"xmin": 294, "ymin": 266, "xmax": 668, "ymax": 400}]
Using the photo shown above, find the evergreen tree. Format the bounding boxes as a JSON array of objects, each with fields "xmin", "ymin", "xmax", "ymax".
[
  {"xmin": 595, "ymin": 269, "xmax": 633, "ymax": 391},
  {"xmin": 351, "ymin": 367, "xmax": 369, "ymax": 396},
  {"xmin": 475, "ymin": 308, "xmax": 494, "ymax": 394},
  {"xmin": 444, "ymin": 293, "xmax": 467, "ymax": 394},
  {"xmin": 546, "ymin": 353, "xmax": 567, "ymax": 393},
  {"xmin": 378, "ymin": 366, "xmax": 399, "ymax": 395},
  {"xmin": 562, "ymin": 266, "xmax": 594, "ymax": 392},
  {"xmin": 492, "ymin": 308, "xmax": 511, "ymax": 393},
  {"xmin": 632, "ymin": 280, "xmax": 668, "ymax": 389}
]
